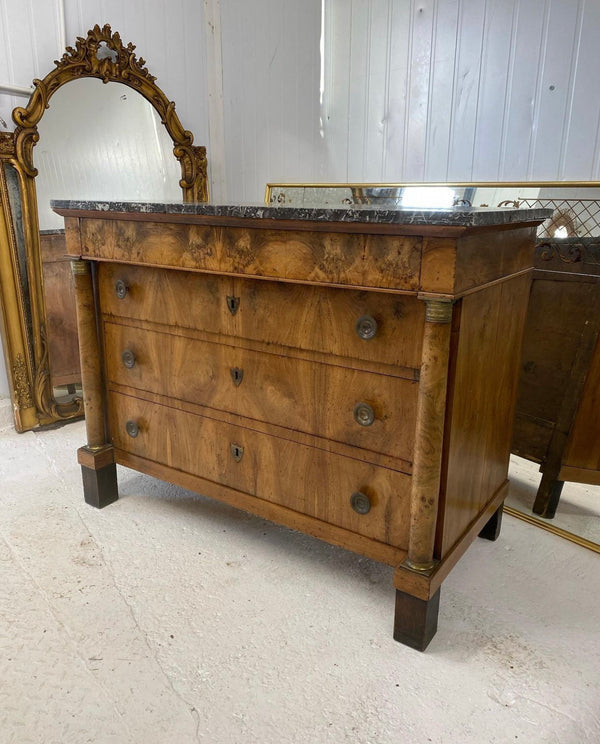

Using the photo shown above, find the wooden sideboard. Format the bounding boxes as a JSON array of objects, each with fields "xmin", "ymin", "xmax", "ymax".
[
  {"xmin": 40, "ymin": 230, "xmax": 81, "ymax": 388},
  {"xmin": 512, "ymin": 238, "xmax": 600, "ymax": 516},
  {"xmin": 53, "ymin": 200, "xmax": 548, "ymax": 650}
]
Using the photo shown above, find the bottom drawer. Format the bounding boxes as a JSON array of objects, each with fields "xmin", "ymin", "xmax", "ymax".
[{"xmin": 108, "ymin": 391, "xmax": 410, "ymax": 548}]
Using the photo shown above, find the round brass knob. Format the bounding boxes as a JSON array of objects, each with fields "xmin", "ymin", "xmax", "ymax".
[
  {"xmin": 350, "ymin": 491, "xmax": 371, "ymax": 515},
  {"xmin": 115, "ymin": 279, "xmax": 128, "ymax": 299},
  {"xmin": 354, "ymin": 402, "xmax": 375, "ymax": 427},
  {"xmin": 355, "ymin": 315, "xmax": 378, "ymax": 340},
  {"xmin": 121, "ymin": 349, "xmax": 136, "ymax": 369},
  {"xmin": 125, "ymin": 420, "xmax": 139, "ymax": 438}
]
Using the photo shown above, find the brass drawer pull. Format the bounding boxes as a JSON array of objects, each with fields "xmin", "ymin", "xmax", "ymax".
[
  {"xmin": 125, "ymin": 420, "xmax": 139, "ymax": 438},
  {"xmin": 355, "ymin": 315, "xmax": 377, "ymax": 340},
  {"xmin": 115, "ymin": 279, "xmax": 129, "ymax": 299},
  {"xmin": 121, "ymin": 349, "xmax": 136, "ymax": 368},
  {"xmin": 354, "ymin": 402, "xmax": 375, "ymax": 427},
  {"xmin": 230, "ymin": 443, "xmax": 244, "ymax": 462},
  {"xmin": 350, "ymin": 491, "xmax": 371, "ymax": 515}
]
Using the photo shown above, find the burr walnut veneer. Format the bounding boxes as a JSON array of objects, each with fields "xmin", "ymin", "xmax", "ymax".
[{"xmin": 53, "ymin": 200, "xmax": 549, "ymax": 650}]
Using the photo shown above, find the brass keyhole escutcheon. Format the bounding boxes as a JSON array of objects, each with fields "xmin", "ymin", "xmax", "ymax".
[
  {"xmin": 355, "ymin": 315, "xmax": 378, "ymax": 340},
  {"xmin": 125, "ymin": 420, "xmax": 139, "ymax": 438},
  {"xmin": 230, "ymin": 443, "xmax": 244, "ymax": 462},
  {"xmin": 121, "ymin": 349, "xmax": 136, "ymax": 369},
  {"xmin": 226, "ymin": 295, "xmax": 240, "ymax": 315},
  {"xmin": 353, "ymin": 402, "xmax": 375, "ymax": 427},
  {"xmin": 115, "ymin": 279, "xmax": 128, "ymax": 299},
  {"xmin": 350, "ymin": 491, "xmax": 371, "ymax": 515},
  {"xmin": 230, "ymin": 367, "xmax": 244, "ymax": 386}
]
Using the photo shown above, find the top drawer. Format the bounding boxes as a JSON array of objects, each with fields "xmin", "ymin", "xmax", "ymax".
[
  {"xmin": 98, "ymin": 263, "xmax": 424, "ymax": 371},
  {"xmin": 81, "ymin": 218, "xmax": 422, "ymax": 290}
]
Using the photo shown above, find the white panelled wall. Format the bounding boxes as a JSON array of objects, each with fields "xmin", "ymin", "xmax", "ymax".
[
  {"xmin": 1, "ymin": 0, "xmax": 600, "ymax": 400},
  {"xmin": 220, "ymin": 0, "xmax": 600, "ymax": 194}
]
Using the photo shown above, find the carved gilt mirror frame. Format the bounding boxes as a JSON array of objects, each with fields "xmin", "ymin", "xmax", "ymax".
[{"xmin": 0, "ymin": 24, "xmax": 208, "ymax": 432}]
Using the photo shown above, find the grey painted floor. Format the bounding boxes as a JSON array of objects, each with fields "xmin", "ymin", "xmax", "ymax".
[{"xmin": 1, "ymin": 417, "xmax": 599, "ymax": 744}]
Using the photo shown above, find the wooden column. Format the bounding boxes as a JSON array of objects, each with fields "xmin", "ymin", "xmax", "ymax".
[
  {"xmin": 405, "ymin": 298, "xmax": 453, "ymax": 571},
  {"xmin": 71, "ymin": 260, "xmax": 118, "ymax": 508}
]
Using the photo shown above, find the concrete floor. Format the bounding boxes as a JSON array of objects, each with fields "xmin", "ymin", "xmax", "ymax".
[{"xmin": 0, "ymin": 415, "xmax": 599, "ymax": 744}]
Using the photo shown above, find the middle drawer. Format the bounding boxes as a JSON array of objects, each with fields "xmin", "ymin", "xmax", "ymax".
[{"xmin": 104, "ymin": 320, "xmax": 417, "ymax": 465}]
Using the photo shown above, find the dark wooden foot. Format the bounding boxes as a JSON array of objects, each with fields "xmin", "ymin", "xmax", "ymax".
[
  {"xmin": 77, "ymin": 446, "xmax": 118, "ymax": 508},
  {"xmin": 478, "ymin": 503, "xmax": 503, "ymax": 541},
  {"xmin": 532, "ymin": 473, "xmax": 564, "ymax": 519},
  {"xmin": 81, "ymin": 463, "xmax": 118, "ymax": 508},
  {"xmin": 393, "ymin": 588, "xmax": 440, "ymax": 651}
]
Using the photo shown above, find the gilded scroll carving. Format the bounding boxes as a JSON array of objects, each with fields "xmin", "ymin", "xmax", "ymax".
[
  {"xmin": 13, "ymin": 354, "xmax": 34, "ymax": 409},
  {"xmin": 0, "ymin": 23, "xmax": 208, "ymax": 431}
]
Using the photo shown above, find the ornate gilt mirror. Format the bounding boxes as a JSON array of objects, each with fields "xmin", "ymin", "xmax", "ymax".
[
  {"xmin": 0, "ymin": 24, "xmax": 208, "ymax": 432},
  {"xmin": 266, "ymin": 183, "xmax": 600, "ymax": 553}
]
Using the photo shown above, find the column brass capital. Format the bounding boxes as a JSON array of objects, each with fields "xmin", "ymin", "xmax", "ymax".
[
  {"xmin": 423, "ymin": 298, "xmax": 453, "ymax": 324},
  {"xmin": 71, "ymin": 259, "xmax": 90, "ymax": 276}
]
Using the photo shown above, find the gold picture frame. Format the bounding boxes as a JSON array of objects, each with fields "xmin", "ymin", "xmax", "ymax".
[{"xmin": 0, "ymin": 24, "xmax": 208, "ymax": 431}]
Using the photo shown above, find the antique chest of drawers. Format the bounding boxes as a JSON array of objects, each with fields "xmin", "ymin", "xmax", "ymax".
[{"xmin": 53, "ymin": 200, "xmax": 549, "ymax": 650}]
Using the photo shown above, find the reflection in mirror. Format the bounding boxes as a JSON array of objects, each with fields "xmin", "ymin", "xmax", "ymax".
[
  {"xmin": 0, "ymin": 23, "xmax": 208, "ymax": 432},
  {"xmin": 3, "ymin": 162, "xmax": 32, "ymax": 341},
  {"xmin": 266, "ymin": 183, "xmax": 600, "ymax": 239},
  {"xmin": 506, "ymin": 455, "xmax": 600, "ymax": 553},
  {"xmin": 266, "ymin": 182, "xmax": 600, "ymax": 553},
  {"xmin": 34, "ymin": 78, "xmax": 183, "ymax": 397},
  {"xmin": 35, "ymin": 77, "xmax": 182, "ymax": 231}
]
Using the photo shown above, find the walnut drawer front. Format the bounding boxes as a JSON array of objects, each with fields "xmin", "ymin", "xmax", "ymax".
[
  {"xmin": 108, "ymin": 391, "xmax": 411, "ymax": 547},
  {"xmin": 104, "ymin": 321, "xmax": 417, "ymax": 465},
  {"xmin": 98, "ymin": 263, "xmax": 424, "ymax": 371}
]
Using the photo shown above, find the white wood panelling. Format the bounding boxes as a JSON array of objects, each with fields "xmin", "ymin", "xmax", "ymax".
[
  {"xmin": 3, "ymin": 0, "xmax": 600, "ymax": 398},
  {"xmin": 219, "ymin": 0, "xmax": 323, "ymax": 201},
  {"xmin": 203, "ymin": 0, "xmax": 226, "ymax": 202},
  {"xmin": 35, "ymin": 78, "xmax": 182, "ymax": 230}
]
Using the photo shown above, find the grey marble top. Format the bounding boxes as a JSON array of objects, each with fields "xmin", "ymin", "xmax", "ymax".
[{"xmin": 51, "ymin": 199, "xmax": 553, "ymax": 227}]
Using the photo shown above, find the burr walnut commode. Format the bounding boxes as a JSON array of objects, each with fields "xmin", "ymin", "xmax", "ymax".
[{"xmin": 53, "ymin": 200, "xmax": 549, "ymax": 650}]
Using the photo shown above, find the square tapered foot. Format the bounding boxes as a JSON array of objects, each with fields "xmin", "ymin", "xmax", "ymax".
[
  {"xmin": 393, "ymin": 588, "xmax": 440, "ymax": 651},
  {"xmin": 532, "ymin": 473, "xmax": 564, "ymax": 519},
  {"xmin": 478, "ymin": 503, "xmax": 504, "ymax": 541},
  {"xmin": 77, "ymin": 446, "xmax": 118, "ymax": 509}
]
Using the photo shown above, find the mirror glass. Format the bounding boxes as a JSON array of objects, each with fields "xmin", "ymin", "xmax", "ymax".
[
  {"xmin": 3, "ymin": 162, "xmax": 32, "ymax": 340},
  {"xmin": 267, "ymin": 183, "xmax": 600, "ymax": 238},
  {"xmin": 33, "ymin": 78, "xmax": 183, "ymax": 396},
  {"xmin": 267, "ymin": 182, "xmax": 600, "ymax": 552},
  {"xmin": 36, "ymin": 77, "xmax": 182, "ymax": 230}
]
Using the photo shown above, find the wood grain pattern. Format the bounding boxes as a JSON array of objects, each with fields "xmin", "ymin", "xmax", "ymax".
[
  {"xmin": 513, "ymin": 268, "xmax": 600, "ymax": 504},
  {"xmin": 562, "ymin": 334, "xmax": 600, "ymax": 473},
  {"xmin": 41, "ymin": 232, "xmax": 81, "ymax": 386},
  {"xmin": 437, "ymin": 273, "xmax": 531, "ymax": 557},
  {"xmin": 97, "ymin": 263, "xmax": 425, "ymax": 372},
  {"xmin": 407, "ymin": 301, "xmax": 453, "ymax": 569},
  {"xmin": 65, "ymin": 207, "xmax": 540, "ymax": 649},
  {"xmin": 81, "ymin": 218, "xmax": 423, "ymax": 290},
  {"xmin": 108, "ymin": 391, "xmax": 411, "ymax": 547},
  {"xmin": 454, "ymin": 226, "xmax": 536, "ymax": 295},
  {"xmin": 103, "ymin": 320, "xmax": 418, "ymax": 465},
  {"xmin": 71, "ymin": 260, "xmax": 106, "ymax": 449},
  {"xmin": 514, "ymin": 278, "xmax": 596, "ymax": 435},
  {"xmin": 107, "ymin": 383, "xmax": 412, "ymax": 473},
  {"xmin": 116, "ymin": 448, "xmax": 407, "ymax": 568}
]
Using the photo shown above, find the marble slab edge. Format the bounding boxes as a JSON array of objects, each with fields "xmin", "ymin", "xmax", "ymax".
[{"xmin": 51, "ymin": 199, "xmax": 553, "ymax": 227}]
